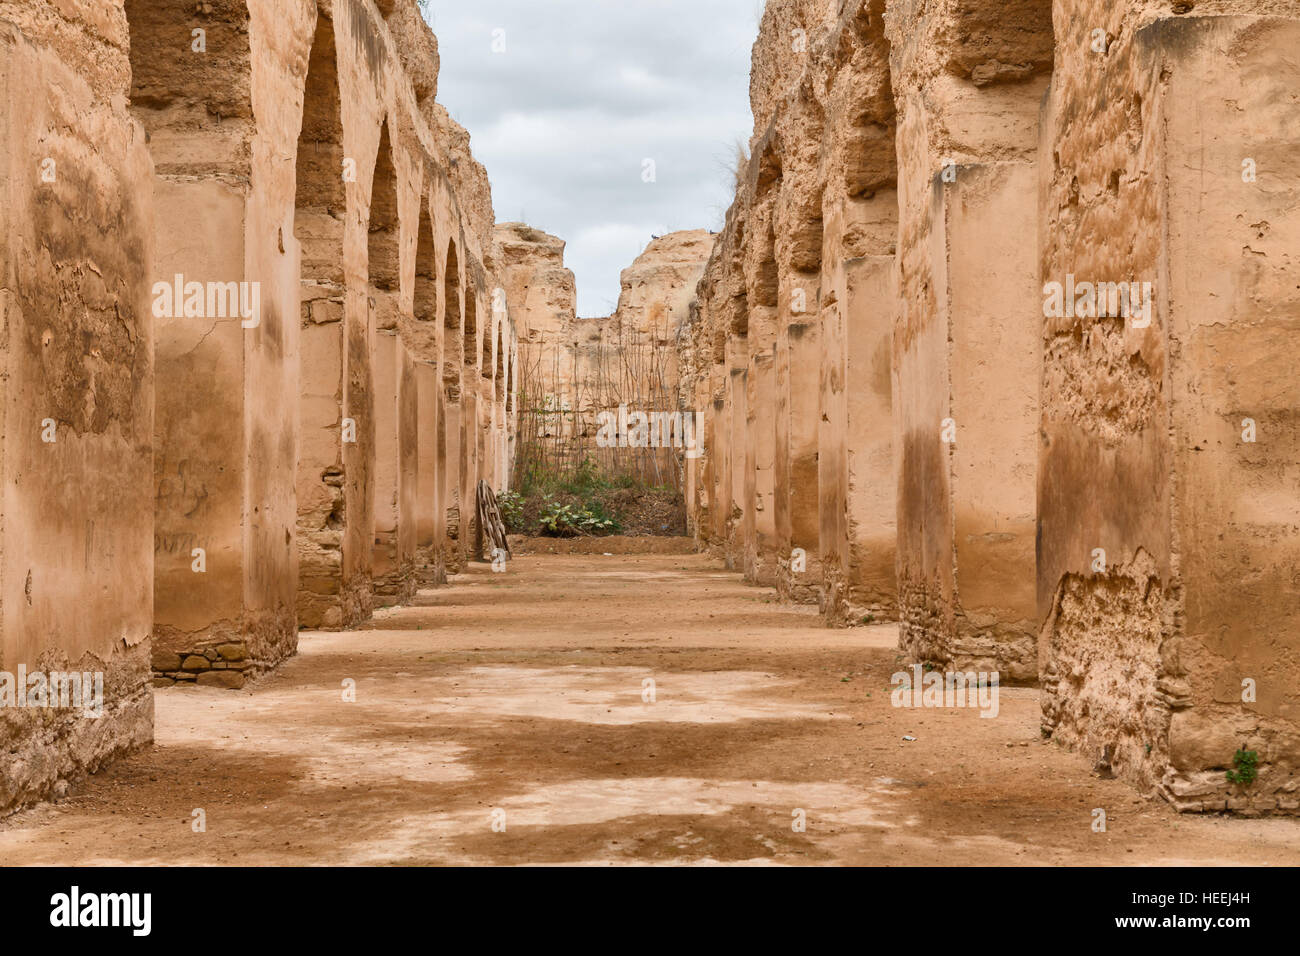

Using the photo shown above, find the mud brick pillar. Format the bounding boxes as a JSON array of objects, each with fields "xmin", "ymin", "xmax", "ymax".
[
  {"xmin": 888, "ymin": 3, "xmax": 1049, "ymax": 683},
  {"xmin": 0, "ymin": 11, "xmax": 155, "ymax": 813},
  {"xmin": 725, "ymin": 342, "xmax": 748, "ymax": 570},
  {"xmin": 1038, "ymin": 9, "xmax": 1300, "ymax": 813},
  {"xmin": 820, "ymin": 253, "xmax": 897, "ymax": 624},
  {"xmin": 139, "ymin": 0, "xmax": 308, "ymax": 683},
  {"xmin": 372, "ymin": 327, "xmax": 416, "ymax": 605},
  {"xmin": 414, "ymin": 360, "xmax": 444, "ymax": 584}
]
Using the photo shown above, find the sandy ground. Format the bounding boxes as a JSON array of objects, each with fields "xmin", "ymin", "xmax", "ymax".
[{"xmin": 2, "ymin": 551, "xmax": 1298, "ymax": 866}]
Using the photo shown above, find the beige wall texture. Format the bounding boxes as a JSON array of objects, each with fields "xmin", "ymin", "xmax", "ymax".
[
  {"xmin": 499, "ymin": 223, "xmax": 710, "ymax": 491},
  {"xmin": 4, "ymin": 0, "xmax": 1298, "ymax": 819},
  {"xmin": 680, "ymin": 0, "xmax": 1300, "ymax": 814},
  {"xmin": 0, "ymin": 0, "xmax": 517, "ymax": 815}
]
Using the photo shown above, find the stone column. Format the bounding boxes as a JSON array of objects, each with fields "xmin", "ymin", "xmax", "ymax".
[
  {"xmin": 0, "ymin": 9, "xmax": 155, "ymax": 812},
  {"xmin": 819, "ymin": 253, "xmax": 896, "ymax": 624},
  {"xmin": 1039, "ymin": 8, "xmax": 1300, "ymax": 814},
  {"xmin": 888, "ymin": 3, "xmax": 1049, "ymax": 682},
  {"xmin": 414, "ymin": 360, "xmax": 443, "ymax": 584}
]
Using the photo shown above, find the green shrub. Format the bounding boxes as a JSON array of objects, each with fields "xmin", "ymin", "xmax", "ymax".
[
  {"xmin": 496, "ymin": 490, "xmax": 525, "ymax": 532},
  {"xmin": 1226, "ymin": 748, "xmax": 1259, "ymax": 786},
  {"xmin": 537, "ymin": 496, "xmax": 621, "ymax": 537}
]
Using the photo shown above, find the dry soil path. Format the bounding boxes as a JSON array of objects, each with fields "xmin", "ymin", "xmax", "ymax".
[{"xmin": 2, "ymin": 552, "xmax": 1297, "ymax": 865}]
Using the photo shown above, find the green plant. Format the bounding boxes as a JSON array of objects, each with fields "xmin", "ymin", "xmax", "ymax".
[
  {"xmin": 537, "ymin": 497, "xmax": 621, "ymax": 537},
  {"xmin": 1225, "ymin": 748, "xmax": 1259, "ymax": 786},
  {"xmin": 496, "ymin": 490, "xmax": 525, "ymax": 533}
]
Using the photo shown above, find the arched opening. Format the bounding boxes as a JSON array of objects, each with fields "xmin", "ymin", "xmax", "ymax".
[
  {"xmin": 414, "ymin": 203, "xmax": 437, "ymax": 325},
  {"xmin": 293, "ymin": 7, "xmax": 351, "ymax": 628},
  {"xmin": 464, "ymin": 285, "xmax": 479, "ymax": 374},
  {"xmin": 294, "ymin": 15, "xmax": 346, "ymax": 284},
  {"xmin": 413, "ymin": 195, "xmax": 441, "ymax": 582},
  {"xmin": 507, "ymin": 349, "xmax": 517, "ymax": 415},
  {"xmin": 494, "ymin": 325, "xmax": 506, "ymax": 404},
  {"xmin": 443, "ymin": 240, "xmax": 462, "ymax": 372},
  {"xmin": 441, "ymin": 239, "xmax": 464, "ymax": 569},
  {"xmin": 480, "ymin": 285, "xmax": 494, "ymax": 382},
  {"xmin": 461, "ymin": 282, "xmax": 482, "ymax": 538},
  {"xmin": 368, "ymin": 121, "xmax": 401, "ymax": 294},
  {"xmin": 369, "ymin": 117, "xmax": 409, "ymax": 603}
]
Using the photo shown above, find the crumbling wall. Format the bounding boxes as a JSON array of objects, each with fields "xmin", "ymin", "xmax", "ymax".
[
  {"xmin": 500, "ymin": 224, "xmax": 708, "ymax": 490},
  {"xmin": 0, "ymin": 0, "xmax": 155, "ymax": 815},
  {"xmin": 130, "ymin": 0, "xmax": 513, "ymax": 639},
  {"xmin": 682, "ymin": 0, "xmax": 900, "ymax": 611},
  {"xmin": 680, "ymin": 0, "xmax": 1298, "ymax": 814},
  {"xmin": 132, "ymin": 0, "xmax": 308, "ymax": 674},
  {"xmin": 0, "ymin": 0, "xmax": 513, "ymax": 813},
  {"xmin": 1039, "ymin": 1, "xmax": 1300, "ymax": 813},
  {"xmin": 815, "ymin": 0, "xmax": 898, "ymax": 622},
  {"xmin": 885, "ymin": 0, "xmax": 1049, "ymax": 681}
]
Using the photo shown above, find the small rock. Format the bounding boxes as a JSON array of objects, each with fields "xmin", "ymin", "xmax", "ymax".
[
  {"xmin": 197, "ymin": 671, "xmax": 245, "ymax": 689},
  {"xmin": 152, "ymin": 652, "xmax": 182, "ymax": 672}
]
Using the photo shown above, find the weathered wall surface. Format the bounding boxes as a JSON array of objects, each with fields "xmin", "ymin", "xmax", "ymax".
[
  {"xmin": 127, "ymin": 0, "xmax": 515, "ymax": 638},
  {"xmin": 0, "ymin": 0, "xmax": 155, "ymax": 815},
  {"xmin": 1038, "ymin": 1, "xmax": 1300, "ymax": 813},
  {"xmin": 5, "ymin": 0, "xmax": 1297, "ymax": 822},
  {"xmin": 885, "ymin": 0, "xmax": 1049, "ymax": 683},
  {"xmin": 681, "ymin": 0, "xmax": 900, "ymax": 612},
  {"xmin": 131, "ymin": 0, "xmax": 309, "ymax": 682},
  {"xmin": 1, "ymin": 0, "xmax": 515, "ymax": 813},
  {"xmin": 501, "ymin": 224, "xmax": 709, "ymax": 490},
  {"xmin": 683, "ymin": 0, "xmax": 1299, "ymax": 812}
]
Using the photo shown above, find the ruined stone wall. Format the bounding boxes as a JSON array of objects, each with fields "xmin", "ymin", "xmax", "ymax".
[
  {"xmin": 1037, "ymin": 0, "xmax": 1300, "ymax": 813},
  {"xmin": 0, "ymin": 0, "xmax": 155, "ymax": 814},
  {"xmin": 131, "ymin": 0, "xmax": 309, "ymax": 680},
  {"xmin": 500, "ymin": 224, "xmax": 709, "ymax": 490},
  {"xmin": 682, "ymin": 0, "xmax": 900, "ymax": 609},
  {"xmin": 0, "ymin": 0, "xmax": 515, "ymax": 813},
  {"xmin": 885, "ymin": 0, "xmax": 1049, "ymax": 682},
  {"xmin": 123, "ymin": 0, "xmax": 515, "ymax": 639},
  {"xmin": 683, "ymin": 0, "xmax": 1299, "ymax": 812}
]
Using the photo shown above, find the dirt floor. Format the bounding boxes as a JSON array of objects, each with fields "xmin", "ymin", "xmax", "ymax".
[{"xmin": 2, "ymin": 550, "xmax": 1298, "ymax": 865}]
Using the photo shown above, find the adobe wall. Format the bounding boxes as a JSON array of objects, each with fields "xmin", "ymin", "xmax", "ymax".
[
  {"xmin": 1038, "ymin": 1, "xmax": 1300, "ymax": 812},
  {"xmin": 126, "ymin": 0, "xmax": 513, "ymax": 640},
  {"xmin": 682, "ymin": 0, "xmax": 900, "ymax": 608},
  {"xmin": 0, "ymin": 0, "xmax": 155, "ymax": 815},
  {"xmin": 885, "ymin": 0, "xmax": 1049, "ymax": 682},
  {"xmin": 0, "ymin": 0, "xmax": 515, "ymax": 812},
  {"xmin": 129, "ymin": 0, "xmax": 309, "ymax": 680},
  {"xmin": 683, "ymin": 0, "xmax": 1299, "ymax": 811},
  {"xmin": 499, "ymin": 223, "xmax": 709, "ymax": 490}
]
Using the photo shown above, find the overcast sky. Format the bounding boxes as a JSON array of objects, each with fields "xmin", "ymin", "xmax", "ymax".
[{"xmin": 423, "ymin": 1, "xmax": 758, "ymax": 316}]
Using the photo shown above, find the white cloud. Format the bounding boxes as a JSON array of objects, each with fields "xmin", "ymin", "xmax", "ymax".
[{"xmin": 426, "ymin": 0, "xmax": 756, "ymax": 315}]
